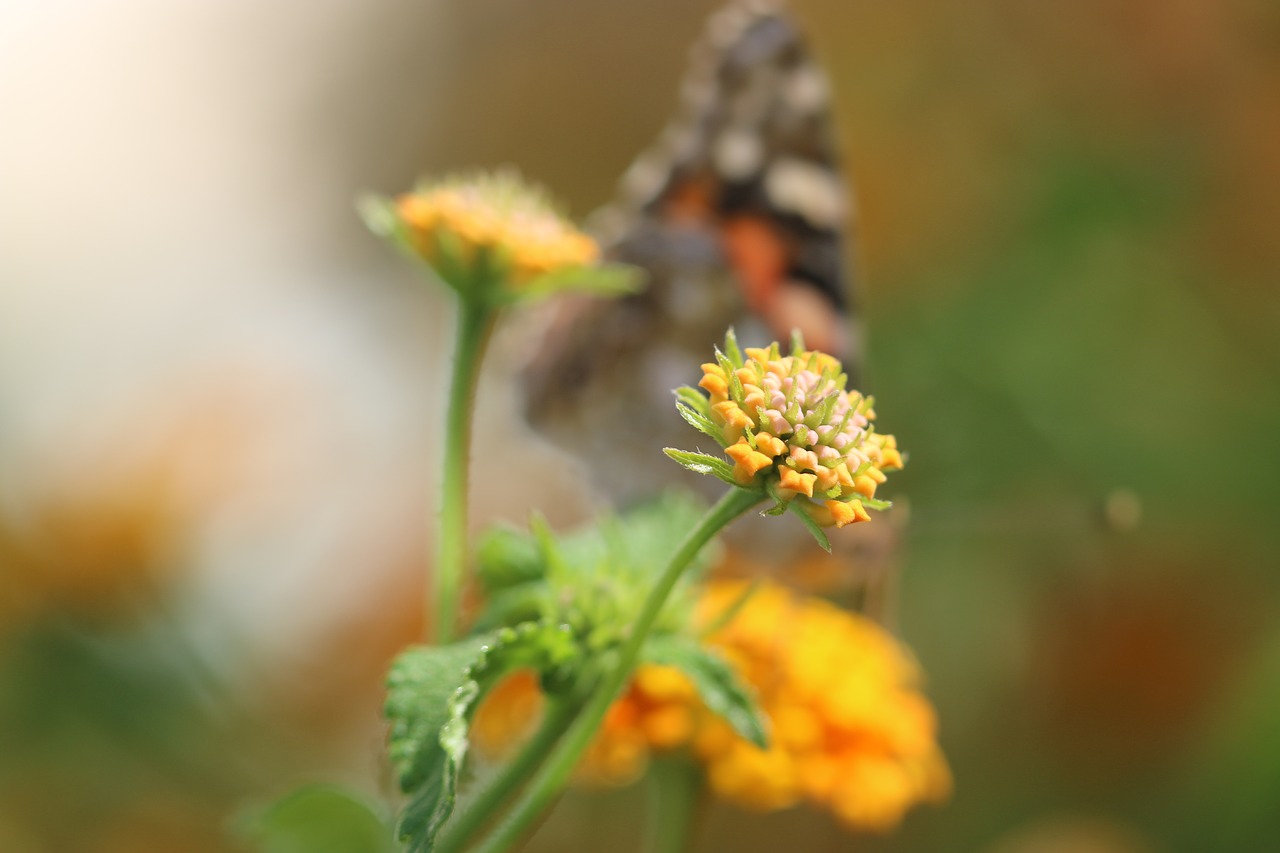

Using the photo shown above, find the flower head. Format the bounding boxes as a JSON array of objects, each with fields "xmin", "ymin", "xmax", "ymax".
[
  {"xmin": 668, "ymin": 330, "xmax": 903, "ymax": 533},
  {"xmin": 361, "ymin": 170, "xmax": 639, "ymax": 303},
  {"xmin": 690, "ymin": 580, "xmax": 950, "ymax": 832}
]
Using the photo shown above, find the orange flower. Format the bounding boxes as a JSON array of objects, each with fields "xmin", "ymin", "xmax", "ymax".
[{"xmin": 684, "ymin": 580, "xmax": 949, "ymax": 832}]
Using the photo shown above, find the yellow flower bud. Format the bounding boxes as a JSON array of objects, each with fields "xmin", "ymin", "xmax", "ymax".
[
  {"xmin": 726, "ymin": 440, "xmax": 775, "ymax": 483},
  {"xmin": 699, "ymin": 364, "xmax": 729, "ymax": 397},
  {"xmin": 754, "ymin": 433, "xmax": 787, "ymax": 458},
  {"xmin": 818, "ymin": 499, "xmax": 870, "ymax": 528},
  {"xmin": 853, "ymin": 474, "xmax": 879, "ymax": 499},
  {"xmin": 778, "ymin": 467, "xmax": 817, "ymax": 498}
]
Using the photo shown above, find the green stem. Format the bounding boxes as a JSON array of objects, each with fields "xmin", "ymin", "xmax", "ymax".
[
  {"xmin": 643, "ymin": 758, "xmax": 704, "ymax": 853},
  {"xmin": 467, "ymin": 487, "xmax": 762, "ymax": 853},
  {"xmin": 435, "ymin": 297, "xmax": 495, "ymax": 643},
  {"xmin": 436, "ymin": 695, "xmax": 582, "ymax": 853}
]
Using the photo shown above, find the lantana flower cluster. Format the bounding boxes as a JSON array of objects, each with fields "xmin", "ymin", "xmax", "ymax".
[
  {"xmin": 673, "ymin": 332, "xmax": 902, "ymax": 530},
  {"xmin": 368, "ymin": 170, "xmax": 601, "ymax": 297},
  {"xmin": 688, "ymin": 580, "xmax": 950, "ymax": 832},
  {"xmin": 472, "ymin": 579, "xmax": 949, "ymax": 833}
]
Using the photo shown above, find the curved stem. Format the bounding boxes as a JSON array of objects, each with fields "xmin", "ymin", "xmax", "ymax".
[
  {"xmin": 467, "ymin": 487, "xmax": 762, "ymax": 853},
  {"xmin": 435, "ymin": 695, "xmax": 582, "ymax": 853},
  {"xmin": 435, "ymin": 298, "xmax": 495, "ymax": 643}
]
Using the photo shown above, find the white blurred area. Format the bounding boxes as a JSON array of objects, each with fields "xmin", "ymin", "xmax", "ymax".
[{"xmin": 0, "ymin": 0, "xmax": 596, "ymax": 729}]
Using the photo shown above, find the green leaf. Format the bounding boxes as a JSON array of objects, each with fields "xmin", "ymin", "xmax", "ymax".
[
  {"xmin": 356, "ymin": 193, "xmax": 402, "ymax": 241},
  {"xmin": 789, "ymin": 327, "xmax": 807, "ymax": 357},
  {"xmin": 674, "ymin": 386, "xmax": 712, "ymax": 418},
  {"xmin": 723, "ymin": 327, "xmax": 745, "ymax": 367},
  {"xmin": 644, "ymin": 637, "xmax": 769, "ymax": 749},
  {"xmin": 714, "ymin": 348, "xmax": 744, "ymax": 398},
  {"xmin": 466, "ymin": 583, "xmax": 549, "ymax": 634},
  {"xmin": 594, "ymin": 491, "xmax": 718, "ymax": 585},
  {"xmin": 385, "ymin": 636, "xmax": 490, "ymax": 809},
  {"xmin": 475, "ymin": 525, "xmax": 547, "ymax": 592},
  {"xmin": 468, "ymin": 493, "xmax": 717, "ymax": 651},
  {"xmin": 663, "ymin": 448, "xmax": 738, "ymax": 486},
  {"xmin": 527, "ymin": 513, "xmax": 571, "ymax": 579},
  {"xmin": 236, "ymin": 785, "xmax": 396, "ymax": 853},
  {"xmin": 675, "ymin": 402, "xmax": 727, "ymax": 446},
  {"xmin": 857, "ymin": 495, "xmax": 893, "ymax": 512},
  {"xmin": 516, "ymin": 263, "xmax": 646, "ymax": 302},
  {"xmin": 385, "ymin": 624, "xmax": 578, "ymax": 852},
  {"xmin": 787, "ymin": 499, "xmax": 831, "ymax": 552}
]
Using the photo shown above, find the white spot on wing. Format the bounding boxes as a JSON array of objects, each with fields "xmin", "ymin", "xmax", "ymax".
[
  {"xmin": 763, "ymin": 158, "xmax": 846, "ymax": 228},
  {"xmin": 620, "ymin": 151, "xmax": 671, "ymax": 208},
  {"xmin": 785, "ymin": 64, "xmax": 829, "ymax": 115},
  {"xmin": 663, "ymin": 124, "xmax": 700, "ymax": 165},
  {"xmin": 714, "ymin": 128, "xmax": 765, "ymax": 180}
]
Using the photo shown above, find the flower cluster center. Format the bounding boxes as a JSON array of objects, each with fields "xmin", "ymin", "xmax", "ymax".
[{"xmin": 695, "ymin": 339, "xmax": 903, "ymax": 528}]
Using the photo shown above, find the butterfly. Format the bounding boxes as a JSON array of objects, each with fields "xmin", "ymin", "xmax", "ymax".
[{"xmin": 520, "ymin": 0, "xmax": 898, "ymax": 596}]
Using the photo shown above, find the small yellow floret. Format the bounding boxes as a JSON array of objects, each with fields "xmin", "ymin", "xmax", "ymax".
[
  {"xmin": 753, "ymin": 433, "xmax": 787, "ymax": 458},
  {"xmin": 878, "ymin": 436, "xmax": 903, "ymax": 470},
  {"xmin": 771, "ymin": 703, "xmax": 822, "ymax": 751},
  {"xmin": 778, "ymin": 467, "xmax": 817, "ymax": 498},
  {"xmin": 699, "ymin": 364, "xmax": 729, "ymax": 397},
  {"xmin": 726, "ymin": 441, "xmax": 774, "ymax": 483},
  {"xmin": 834, "ymin": 462, "xmax": 856, "ymax": 489},
  {"xmin": 741, "ymin": 384, "xmax": 767, "ymax": 412},
  {"xmin": 822, "ymin": 499, "xmax": 870, "ymax": 528},
  {"xmin": 712, "ymin": 402, "xmax": 755, "ymax": 443},
  {"xmin": 642, "ymin": 704, "xmax": 695, "ymax": 748},
  {"xmin": 707, "ymin": 742, "xmax": 802, "ymax": 811},
  {"xmin": 634, "ymin": 665, "xmax": 696, "ymax": 701},
  {"xmin": 853, "ymin": 475, "xmax": 879, "ymax": 499},
  {"xmin": 813, "ymin": 466, "xmax": 839, "ymax": 493}
]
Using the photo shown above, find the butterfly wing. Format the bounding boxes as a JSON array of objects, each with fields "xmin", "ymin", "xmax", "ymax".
[
  {"xmin": 596, "ymin": 0, "xmax": 855, "ymax": 361},
  {"xmin": 521, "ymin": 1, "xmax": 888, "ymax": 583}
]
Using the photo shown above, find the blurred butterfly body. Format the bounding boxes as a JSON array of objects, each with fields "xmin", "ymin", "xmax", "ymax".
[{"xmin": 522, "ymin": 0, "xmax": 884, "ymax": 576}]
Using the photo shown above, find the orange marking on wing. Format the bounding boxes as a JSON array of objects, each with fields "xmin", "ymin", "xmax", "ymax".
[
  {"xmin": 662, "ymin": 177, "xmax": 717, "ymax": 224},
  {"xmin": 721, "ymin": 214, "xmax": 789, "ymax": 312},
  {"xmin": 771, "ymin": 282, "xmax": 845, "ymax": 354}
]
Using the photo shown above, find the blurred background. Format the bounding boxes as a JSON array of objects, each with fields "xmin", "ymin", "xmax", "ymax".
[{"xmin": 2, "ymin": 1, "xmax": 1278, "ymax": 851}]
